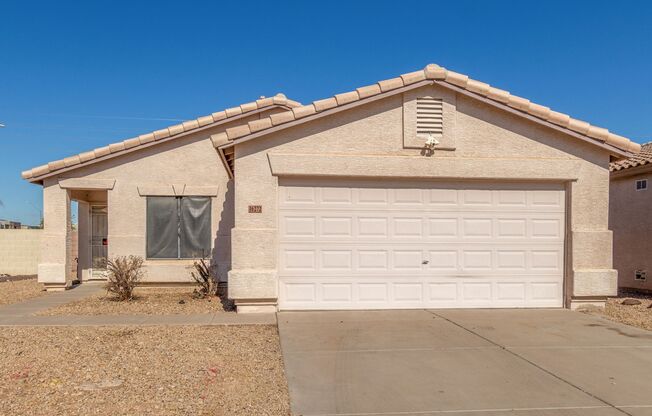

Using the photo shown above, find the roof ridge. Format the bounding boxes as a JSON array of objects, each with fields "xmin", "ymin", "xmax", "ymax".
[
  {"xmin": 212, "ymin": 64, "xmax": 640, "ymax": 156},
  {"xmin": 22, "ymin": 93, "xmax": 301, "ymax": 180}
]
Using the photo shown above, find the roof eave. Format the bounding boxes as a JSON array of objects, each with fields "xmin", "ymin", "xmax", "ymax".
[
  {"xmin": 610, "ymin": 163, "xmax": 652, "ymax": 179},
  {"xmin": 25, "ymin": 104, "xmax": 293, "ymax": 184},
  {"xmin": 436, "ymin": 81, "xmax": 633, "ymax": 159}
]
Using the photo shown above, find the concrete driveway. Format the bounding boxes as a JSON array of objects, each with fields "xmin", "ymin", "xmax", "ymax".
[{"xmin": 278, "ymin": 309, "xmax": 652, "ymax": 416}]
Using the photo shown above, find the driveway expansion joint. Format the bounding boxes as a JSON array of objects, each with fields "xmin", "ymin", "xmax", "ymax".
[{"xmin": 426, "ymin": 309, "xmax": 634, "ymax": 416}]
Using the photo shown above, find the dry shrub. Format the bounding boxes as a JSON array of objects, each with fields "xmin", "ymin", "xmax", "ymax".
[
  {"xmin": 105, "ymin": 255, "xmax": 145, "ymax": 301},
  {"xmin": 190, "ymin": 257, "xmax": 218, "ymax": 298}
]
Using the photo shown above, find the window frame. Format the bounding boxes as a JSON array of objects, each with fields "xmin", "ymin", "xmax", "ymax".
[
  {"xmin": 635, "ymin": 179, "xmax": 648, "ymax": 191},
  {"xmin": 145, "ymin": 196, "xmax": 212, "ymax": 260}
]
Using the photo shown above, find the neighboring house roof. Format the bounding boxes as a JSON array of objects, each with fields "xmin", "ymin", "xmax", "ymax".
[
  {"xmin": 213, "ymin": 64, "xmax": 640, "ymax": 158},
  {"xmin": 22, "ymin": 94, "xmax": 301, "ymax": 182},
  {"xmin": 610, "ymin": 141, "xmax": 652, "ymax": 172}
]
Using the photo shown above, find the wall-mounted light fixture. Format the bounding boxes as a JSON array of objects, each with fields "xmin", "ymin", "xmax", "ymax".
[{"xmin": 424, "ymin": 133, "xmax": 440, "ymax": 149}]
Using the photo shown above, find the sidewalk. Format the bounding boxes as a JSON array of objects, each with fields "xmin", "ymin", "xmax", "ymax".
[
  {"xmin": 0, "ymin": 282, "xmax": 104, "ymax": 317},
  {"xmin": 0, "ymin": 283, "xmax": 276, "ymax": 326}
]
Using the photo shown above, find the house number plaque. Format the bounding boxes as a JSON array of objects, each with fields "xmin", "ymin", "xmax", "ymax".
[{"xmin": 248, "ymin": 205, "xmax": 262, "ymax": 213}]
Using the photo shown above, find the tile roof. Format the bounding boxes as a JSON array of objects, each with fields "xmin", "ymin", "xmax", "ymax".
[
  {"xmin": 22, "ymin": 94, "xmax": 301, "ymax": 181},
  {"xmin": 610, "ymin": 141, "xmax": 652, "ymax": 172},
  {"xmin": 212, "ymin": 64, "xmax": 640, "ymax": 156}
]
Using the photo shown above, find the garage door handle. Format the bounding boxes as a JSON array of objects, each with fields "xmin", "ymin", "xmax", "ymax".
[{"xmin": 422, "ymin": 260, "xmax": 429, "ymax": 265}]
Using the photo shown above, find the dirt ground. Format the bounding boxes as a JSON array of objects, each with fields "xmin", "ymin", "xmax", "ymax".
[
  {"xmin": 37, "ymin": 287, "xmax": 234, "ymax": 316},
  {"xmin": 0, "ymin": 325, "xmax": 289, "ymax": 416},
  {"xmin": 0, "ymin": 278, "xmax": 46, "ymax": 306}
]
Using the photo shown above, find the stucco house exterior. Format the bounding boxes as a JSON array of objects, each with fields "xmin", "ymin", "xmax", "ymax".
[
  {"xmin": 610, "ymin": 142, "xmax": 652, "ymax": 292},
  {"xmin": 23, "ymin": 64, "xmax": 640, "ymax": 312}
]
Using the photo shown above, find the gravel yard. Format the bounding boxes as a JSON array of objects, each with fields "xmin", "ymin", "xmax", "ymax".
[
  {"xmin": 37, "ymin": 287, "xmax": 234, "ymax": 316},
  {"xmin": 0, "ymin": 277, "xmax": 46, "ymax": 306},
  {"xmin": 579, "ymin": 293, "xmax": 652, "ymax": 331},
  {"xmin": 602, "ymin": 294, "xmax": 652, "ymax": 331},
  {"xmin": 0, "ymin": 325, "xmax": 289, "ymax": 415}
]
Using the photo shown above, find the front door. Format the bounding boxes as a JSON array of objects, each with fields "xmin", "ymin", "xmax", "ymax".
[{"xmin": 90, "ymin": 205, "xmax": 108, "ymax": 279}]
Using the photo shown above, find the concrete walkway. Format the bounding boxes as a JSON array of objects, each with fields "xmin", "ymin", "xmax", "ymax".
[
  {"xmin": 0, "ymin": 282, "xmax": 104, "ymax": 317},
  {"xmin": 0, "ymin": 283, "xmax": 276, "ymax": 326},
  {"xmin": 278, "ymin": 309, "xmax": 652, "ymax": 416}
]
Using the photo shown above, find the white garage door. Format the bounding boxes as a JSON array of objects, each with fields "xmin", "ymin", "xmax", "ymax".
[{"xmin": 278, "ymin": 180, "xmax": 565, "ymax": 310}]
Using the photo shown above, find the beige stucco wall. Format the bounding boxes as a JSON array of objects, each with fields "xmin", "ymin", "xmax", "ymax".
[
  {"xmin": 0, "ymin": 229, "xmax": 78, "ymax": 278},
  {"xmin": 610, "ymin": 168, "xmax": 652, "ymax": 291},
  {"xmin": 0, "ymin": 229, "xmax": 43, "ymax": 275},
  {"xmin": 230, "ymin": 84, "xmax": 616, "ymax": 310},
  {"xmin": 37, "ymin": 110, "xmax": 282, "ymax": 287}
]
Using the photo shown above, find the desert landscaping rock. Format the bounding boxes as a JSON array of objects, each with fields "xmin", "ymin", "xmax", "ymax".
[
  {"xmin": 36, "ymin": 287, "xmax": 234, "ymax": 316},
  {"xmin": 0, "ymin": 278, "xmax": 46, "ymax": 306},
  {"xmin": 79, "ymin": 379, "xmax": 124, "ymax": 391},
  {"xmin": 0, "ymin": 325, "xmax": 289, "ymax": 415},
  {"xmin": 581, "ymin": 294, "xmax": 652, "ymax": 331}
]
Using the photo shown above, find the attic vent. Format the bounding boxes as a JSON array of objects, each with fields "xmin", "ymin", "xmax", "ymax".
[{"xmin": 416, "ymin": 97, "xmax": 443, "ymax": 136}]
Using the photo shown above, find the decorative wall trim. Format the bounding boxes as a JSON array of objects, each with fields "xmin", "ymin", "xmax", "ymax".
[
  {"xmin": 268, "ymin": 153, "xmax": 582, "ymax": 181},
  {"xmin": 58, "ymin": 178, "xmax": 116, "ymax": 190},
  {"xmin": 137, "ymin": 185, "xmax": 219, "ymax": 197}
]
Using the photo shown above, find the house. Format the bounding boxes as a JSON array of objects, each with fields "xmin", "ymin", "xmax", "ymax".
[
  {"xmin": 22, "ymin": 64, "xmax": 640, "ymax": 312},
  {"xmin": 610, "ymin": 142, "xmax": 652, "ymax": 292},
  {"xmin": 0, "ymin": 219, "xmax": 21, "ymax": 229}
]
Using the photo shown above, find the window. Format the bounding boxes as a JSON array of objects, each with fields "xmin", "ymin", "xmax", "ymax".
[
  {"xmin": 146, "ymin": 196, "xmax": 211, "ymax": 259},
  {"xmin": 635, "ymin": 270, "xmax": 647, "ymax": 281},
  {"xmin": 636, "ymin": 179, "xmax": 647, "ymax": 191}
]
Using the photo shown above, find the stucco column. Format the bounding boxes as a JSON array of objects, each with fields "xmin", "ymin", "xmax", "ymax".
[
  {"xmin": 38, "ymin": 180, "xmax": 72, "ymax": 291},
  {"xmin": 228, "ymin": 147, "xmax": 279, "ymax": 313},
  {"xmin": 568, "ymin": 160, "xmax": 617, "ymax": 309}
]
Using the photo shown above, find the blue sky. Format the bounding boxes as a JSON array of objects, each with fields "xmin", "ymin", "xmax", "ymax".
[{"xmin": 1, "ymin": 0, "xmax": 650, "ymax": 225}]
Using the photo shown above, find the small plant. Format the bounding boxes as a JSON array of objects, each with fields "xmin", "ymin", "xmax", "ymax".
[
  {"xmin": 105, "ymin": 255, "xmax": 145, "ymax": 301},
  {"xmin": 190, "ymin": 257, "xmax": 218, "ymax": 298}
]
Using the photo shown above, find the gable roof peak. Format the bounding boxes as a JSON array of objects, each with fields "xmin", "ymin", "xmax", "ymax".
[{"xmin": 214, "ymin": 63, "xmax": 639, "ymax": 157}]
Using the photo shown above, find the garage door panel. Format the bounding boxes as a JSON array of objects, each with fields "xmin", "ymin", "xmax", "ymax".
[
  {"xmin": 531, "ymin": 218, "xmax": 564, "ymax": 239},
  {"xmin": 497, "ymin": 189, "xmax": 528, "ymax": 206},
  {"xmin": 281, "ymin": 180, "xmax": 564, "ymax": 205},
  {"xmin": 358, "ymin": 217, "xmax": 389, "ymax": 237},
  {"xmin": 279, "ymin": 244, "xmax": 562, "ymax": 276},
  {"xmin": 530, "ymin": 281, "xmax": 563, "ymax": 303},
  {"xmin": 282, "ymin": 216, "xmax": 316, "ymax": 237},
  {"xmin": 279, "ymin": 181, "xmax": 564, "ymax": 310},
  {"xmin": 393, "ymin": 188, "xmax": 424, "ymax": 205},
  {"xmin": 280, "ymin": 211, "xmax": 563, "ymax": 243},
  {"xmin": 393, "ymin": 217, "xmax": 424, "ymax": 237},
  {"xmin": 280, "ymin": 277, "xmax": 564, "ymax": 309},
  {"xmin": 429, "ymin": 189, "xmax": 458, "ymax": 205},
  {"xmin": 321, "ymin": 187, "xmax": 353, "ymax": 204},
  {"xmin": 320, "ymin": 217, "xmax": 353, "ymax": 237}
]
